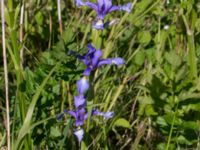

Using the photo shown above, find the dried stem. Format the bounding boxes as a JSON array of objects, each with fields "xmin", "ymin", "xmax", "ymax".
[
  {"xmin": 1, "ymin": 0, "xmax": 10, "ymax": 150},
  {"xmin": 57, "ymin": 0, "xmax": 63, "ymax": 35},
  {"xmin": 20, "ymin": 2, "xmax": 24, "ymax": 69},
  {"xmin": 48, "ymin": 13, "xmax": 52, "ymax": 50}
]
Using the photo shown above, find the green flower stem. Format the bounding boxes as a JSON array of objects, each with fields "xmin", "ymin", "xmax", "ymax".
[{"xmin": 166, "ymin": 102, "xmax": 179, "ymax": 150}]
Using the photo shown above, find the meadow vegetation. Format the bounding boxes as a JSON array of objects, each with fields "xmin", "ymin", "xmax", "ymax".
[{"xmin": 1, "ymin": 0, "xmax": 200, "ymax": 149}]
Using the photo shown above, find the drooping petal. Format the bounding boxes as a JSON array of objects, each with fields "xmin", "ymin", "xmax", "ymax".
[
  {"xmin": 108, "ymin": 5, "xmax": 121, "ymax": 12},
  {"xmin": 85, "ymin": 2, "xmax": 98, "ymax": 11},
  {"xmin": 83, "ymin": 67, "xmax": 92, "ymax": 76},
  {"xmin": 68, "ymin": 110, "xmax": 77, "ymax": 118},
  {"xmin": 102, "ymin": 111, "xmax": 114, "ymax": 119},
  {"xmin": 74, "ymin": 95, "xmax": 86, "ymax": 108},
  {"xmin": 74, "ymin": 129, "xmax": 84, "ymax": 144},
  {"xmin": 75, "ymin": 0, "xmax": 86, "ymax": 7},
  {"xmin": 110, "ymin": 57, "xmax": 125, "ymax": 66},
  {"xmin": 68, "ymin": 50, "xmax": 87, "ymax": 65},
  {"xmin": 77, "ymin": 77, "xmax": 89, "ymax": 95},
  {"xmin": 92, "ymin": 108, "xmax": 114, "ymax": 120},
  {"xmin": 98, "ymin": 59, "xmax": 112, "ymax": 67},
  {"xmin": 92, "ymin": 108, "xmax": 101, "ymax": 116},
  {"xmin": 98, "ymin": 57, "xmax": 125, "ymax": 67},
  {"xmin": 120, "ymin": 2, "xmax": 132, "ymax": 13},
  {"xmin": 91, "ymin": 50, "xmax": 102, "ymax": 67}
]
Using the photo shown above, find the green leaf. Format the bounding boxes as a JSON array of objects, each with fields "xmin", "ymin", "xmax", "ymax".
[
  {"xmin": 181, "ymin": 121, "xmax": 200, "ymax": 130},
  {"xmin": 165, "ymin": 51, "xmax": 181, "ymax": 69},
  {"xmin": 176, "ymin": 135, "xmax": 192, "ymax": 145},
  {"xmin": 134, "ymin": 50, "xmax": 145, "ymax": 66},
  {"xmin": 50, "ymin": 127, "xmax": 61, "ymax": 137},
  {"xmin": 35, "ymin": 11, "xmax": 44, "ymax": 25},
  {"xmin": 156, "ymin": 116, "xmax": 168, "ymax": 127},
  {"xmin": 81, "ymin": 141, "xmax": 88, "ymax": 150},
  {"xmin": 113, "ymin": 118, "xmax": 131, "ymax": 129},
  {"xmin": 145, "ymin": 105, "xmax": 158, "ymax": 116},
  {"xmin": 138, "ymin": 31, "xmax": 151, "ymax": 45},
  {"xmin": 163, "ymin": 114, "xmax": 182, "ymax": 125}
]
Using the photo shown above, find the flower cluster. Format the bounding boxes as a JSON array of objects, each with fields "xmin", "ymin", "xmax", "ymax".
[{"xmin": 57, "ymin": 0, "xmax": 132, "ymax": 145}]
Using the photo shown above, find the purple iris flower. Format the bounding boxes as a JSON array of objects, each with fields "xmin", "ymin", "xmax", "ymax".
[
  {"xmin": 56, "ymin": 95, "xmax": 87, "ymax": 126},
  {"xmin": 72, "ymin": 94, "xmax": 87, "ymax": 125},
  {"xmin": 70, "ymin": 44, "xmax": 125, "ymax": 76},
  {"xmin": 56, "ymin": 107, "xmax": 114, "ymax": 144},
  {"xmin": 76, "ymin": 77, "xmax": 90, "ymax": 94},
  {"xmin": 68, "ymin": 95, "xmax": 88, "ymax": 126},
  {"xmin": 74, "ymin": 0, "xmax": 132, "ymax": 29},
  {"xmin": 75, "ymin": 0, "xmax": 132, "ymax": 19},
  {"xmin": 68, "ymin": 107, "xmax": 88, "ymax": 127}
]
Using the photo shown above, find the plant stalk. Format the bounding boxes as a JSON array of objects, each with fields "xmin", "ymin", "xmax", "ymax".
[{"xmin": 1, "ymin": 0, "xmax": 10, "ymax": 149}]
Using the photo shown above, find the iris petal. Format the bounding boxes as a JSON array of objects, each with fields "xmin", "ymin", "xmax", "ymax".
[
  {"xmin": 97, "ymin": 0, "xmax": 105, "ymax": 12},
  {"xmin": 87, "ymin": 44, "xmax": 96, "ymax": 56},
  {"xmin": 92, "ymin": 50, "xmax": 102, "ymax": 67},
  {"xmin": 120, "ymin": 2, "xmax": 132, "ymax": 13},
  {"xmin": 76, "ymin": 108, "xmax": 87, "ymax": 126},
  {"xmin": 98, "ymin": 59, "xmax": 112, "ymax": 67},
  {"xmin": 75, "ymin": 0, "xmax": 85, "ymax": 7},
  {"xmin": 103, "ymin": 112, "xmax": 114, "ymax": 119},
  {"xmin": 98, "ymin": 57, "xmax": 125, "ymax": 67},
  {"xmin": 74, "ymin": 95, "xmax": 86, "ymax": 108},
  {"xmin": 76, "ymin": 119, "xmax": 84, "ymax": 126},
  {"xmin": 68, "ymin": 110, "xmax": 77, "ymax": 118},
  {"xmin": 77, "ymin": 77, "xmax": 90, "ymax": 95},
  {"xmin": 92, "ymin": 108, "xmax": 114, "ymax": 120},
  {"xmin": 103, "ymin": 0, "xmax": 112, "ymax": 13},
  {"xmin": 85, "ymin": 2, "xmax": 98, "ymax": 11},
  {"xmin": 92, "ymin": 108, "xmax": 101, "ymax": 116},
  {"xmin": 83, "ymin": 67, "xmax": 92, "ymax": 76},
  {"xmin": 97, "ymin": 0, "xmax": 108, "ymax": 19},
  {"xmin": 110, "ymin": 57, "xmax": 125, "ymax": 65},
  {"xmin": 108, "ymin": 5, "xmax": 120, "ymax": 12},
  {"xmin": 74, "ymin": 129, "xmax": 84, "ymax": 144}
]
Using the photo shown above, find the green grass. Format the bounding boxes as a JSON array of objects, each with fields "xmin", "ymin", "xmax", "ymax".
[{"xmin": 1, "ymin": 0, "xmax": 200, "ymax": 149}]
